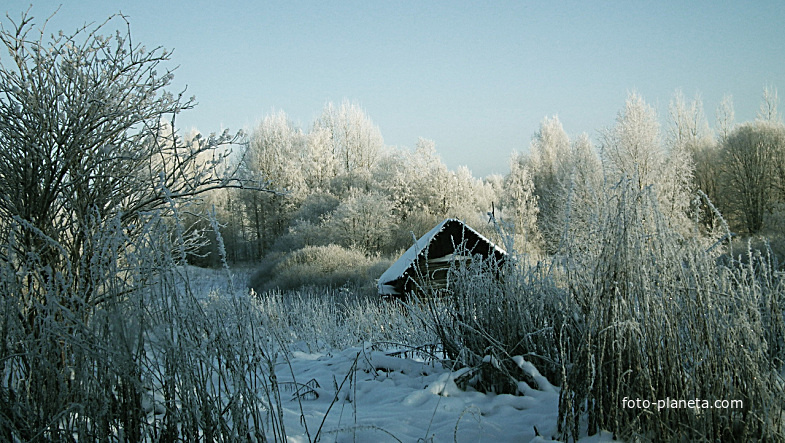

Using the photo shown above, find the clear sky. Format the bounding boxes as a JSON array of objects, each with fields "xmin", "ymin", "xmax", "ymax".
[{"xmin": 3, "ymin": 1, "xmax": 784, "ymax": 177}]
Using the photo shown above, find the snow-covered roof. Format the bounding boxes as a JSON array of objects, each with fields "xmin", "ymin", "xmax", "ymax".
[{"xmin": 377, "ymin": 218, "xmax": 506, "ymax": 296}]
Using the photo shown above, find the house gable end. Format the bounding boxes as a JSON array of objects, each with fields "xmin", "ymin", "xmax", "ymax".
[{"xmin": 377, "ymin": 218, "xmax": 506, "ymax": 298}]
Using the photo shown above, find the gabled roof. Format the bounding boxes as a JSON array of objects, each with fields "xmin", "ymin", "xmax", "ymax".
[{"xmin": 378, "ymin": 218, "xmax": 507, "ymax": 296}]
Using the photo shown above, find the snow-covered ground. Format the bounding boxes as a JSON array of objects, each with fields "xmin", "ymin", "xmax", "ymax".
[
  {"xmin": 271, "ymin": 345, "xmax": 614, "ymax": 442},
  {"xmin": 173, "ymin": 265, "xmax": 617, "ymax": 442}
]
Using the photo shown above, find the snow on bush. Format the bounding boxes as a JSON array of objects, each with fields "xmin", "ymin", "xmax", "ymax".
[{"xmin": 250, "ymin": 244, "xmax": 391, "ymax": 296}]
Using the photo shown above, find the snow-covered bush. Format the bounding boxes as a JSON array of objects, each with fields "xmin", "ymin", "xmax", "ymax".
[
  {"xmin": 416, "ymin": 246, "xmax": 565, "ymax": 394},
  {"xmin": 0, "ymin": 11, "xmax": 261, "ymax": 440},
  {"xmin": 250, "ymin": 244, "xmax": 391, "ymax": 296},
  {"xmin": 321, "ymin": 190, "xmax": 396, "ymax": 252}
]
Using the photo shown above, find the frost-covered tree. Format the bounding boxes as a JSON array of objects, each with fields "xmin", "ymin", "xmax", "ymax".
[
  {"xmin": 528, "ymin": 116, "xmax": 572, "ymax": 251},
  {"xmin": 246, "ymin": 110, "xmax": 306, "ymax": 191},
  {"xmin": 371, "ymin": 139, "xmax": 447, "ymax": 250},
  {"xmin": 177, "ymin": 127, "xmax": 250, "ymax": 265},
  {"xmin": 569, "ymin": 133, "xmax": 603, "ymax": 196},
  {"xmin": 322, "ymin": 189, "xmax": 394, "ymax": 252},
  {"xmin": 471, "ymin": 171, "xmax": 502, "ymax": 218},
  {"xmin": 559, "ymin": 133, "xmax": 603, "ymax": 250},
  {"xmin": 391, "ymin": 137, "xmax": 455, "ymax": 220},
  {"xmin": 372, "ymin": 137, "xmax": 497, "ymax": 250},
  {"xmin": 519, "ymin": 117, "xmax": 603, "ymax": 252},
  {"xmin": 484, "ymin": 173, "xmax": 505, "ymax": 203},
  {"xmin": 668, "ymin": 91, "xmax": 713, "ymax": 151},
  {"xmin": 720, "ymin": 120, "xmax": 785, "ymax": 233},
  {"xmin": 711, "ymin": 88, "xmax": 785, "ymax": 233},
  {"xmin": 716, "ymin": 93, "xmax": 736, "ymax": 143},
  {"xmin": 243, "ymin": 111, "xmax": 306, "ymax": 255},
  {"xmin": 601, "ymin": 93, "xmax": 664, "ymax": 189},
  {"xmin": 449, "ymin": 166, "xmax": 473, "ymax": 215},
  {"xmin": 668, "ymin": 91, "xmax": 719, "ymax": 228},
  {"xmin": 0, "ymin": 11, "xmax": 249, "ymax": 301},
  {"xmin": 313, "ymin": 100, "xmax": 383, "ymax": 192},
  {"xmin": 601, "ymin": 92, "xmax": 693, "ymax": 230},
  {"xmin": 758, "ymin": 85, "xmax": 781, "ymax": 124},
  {"xmin": 373, "ymin": 148, "xmax": 417, "ymax": 221},
  {"xmin": 503, "ymin": 152, "xmax": 541, "ymax": 252},
  {"xmin": 303, "ymin": 126, "xmax": 337, "ymax": 191}
]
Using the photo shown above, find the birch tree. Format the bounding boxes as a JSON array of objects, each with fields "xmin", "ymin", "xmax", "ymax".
[
  {"xmin": 601, "ymin": 92, "xmax": 693, "ymax": 230},
  {"xmin": 601, "ymin": 93, "xmax": 664, "ymax": 190},
  {"xmin": 758, "ymin": 85, "xmax": 781, "ymax": 124},
  {"xmin": 716, "ymin": 94, "xmax": 736, "ymax": 143},
  {"xmin": 528, "ymin": 116, "xmax": 572, "ymax": 251},
  {"xmin": 323, "ymin": 189, "xmax": 394, "ymax": 252},
  {"xmin": 668, "ymin": 91, "xmax": 718, "ymax": 228},
  {"xmin": 503, "ymin": 152, "xmax": 541, "ymax": 252},
  {"xmin": 243, "ymin": 111, "xmax": 305, "ymax": 256},
  {"xmin": 303, "ymin": 126, "xmax": 337, "ymax": 191},
  {"xmin": 410, "ymin": 138, "xmax": 449, "ymax": 216},
  {"xmin": 313, "ymin": 100, "xmax": 383, "ymax": 193},
  {"xmin": 721, "ymin": 120, "xmax": 785, "ymax": 233},
  {"xmin": 560, "ymin": 133, "xmax": 603, "ymax": 250}
]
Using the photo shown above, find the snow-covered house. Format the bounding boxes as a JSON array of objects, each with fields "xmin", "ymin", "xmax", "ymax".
[{"xmin": 377, "ymin": 218, "xmax": 507, "ymax": 299}]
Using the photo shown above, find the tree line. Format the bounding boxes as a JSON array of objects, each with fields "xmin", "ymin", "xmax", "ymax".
[
  {"xmin": 191, "ymin": 101, "xmax": 499, "ymax": 267},
  {"xmin": 195, "ymin": 88, "xmax": 785, "ymax": 272}
]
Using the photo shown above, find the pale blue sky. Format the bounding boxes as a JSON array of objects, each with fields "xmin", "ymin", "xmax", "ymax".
[{"xmin": 4, "ymin": 1, "xmax": 784, "ymax": 177}]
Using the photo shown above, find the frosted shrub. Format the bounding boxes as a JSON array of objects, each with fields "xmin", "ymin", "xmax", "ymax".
[
  {"xmin": 415, "ymin": 242, "xmax": 566, "ymax": 394},
  {"xmin": 0, "ymin": 11, "xmax": 262, "ymax": 440},
  {"xmin": 0, "ymin": 209, "xmax": 284, "ymax": 441},
  {"xmin": 251, "ymin": 244, "xmax": 391, "ymax": 296}
]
